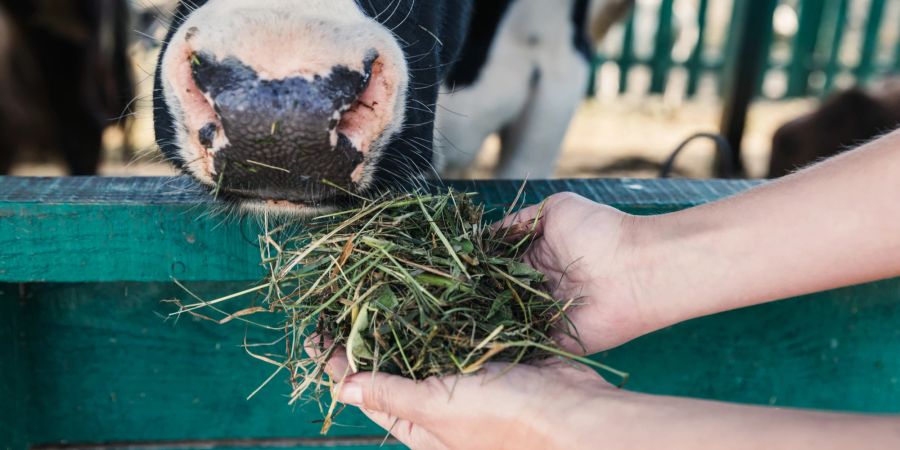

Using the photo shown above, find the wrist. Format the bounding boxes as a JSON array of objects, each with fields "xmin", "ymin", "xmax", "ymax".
[
  {"xmin": 620, "ymin": 209, "xmax": 734, "ymax": 333},
  {"xmin": 563, "ymin": 386, "xmax": 646, "ymax": 449}
]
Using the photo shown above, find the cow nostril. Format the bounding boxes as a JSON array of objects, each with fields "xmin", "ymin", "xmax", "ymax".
[
  {"xmin": 189, "ymin": 52, "xmax": 214, "ymax": 93},
  {"xmin": 190, "ymin": 52, "xmax": 203, "ymax": 68},
  {"xmin": 199, "ymin": 123, "xmax": 217, "ymax": 148},
  {"xmin": 334, "ymin": 54, "xmax": 393, "ymax": 155},
  {"xmin": 360, "ymin": 50, "xmax": 378, "ymax": 82}
]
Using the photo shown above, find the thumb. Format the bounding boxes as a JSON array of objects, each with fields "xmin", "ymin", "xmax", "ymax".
[
  {"xmin": 493, "ymin": 200, "xmax": 548, "ymax": 241},
  {"xmin": 493, "ymin": 192, "xmax": 584, "ymax": 239},
  {"xmin": 336, "ymin": 372, "xmax": 439, "ymax": 423}
]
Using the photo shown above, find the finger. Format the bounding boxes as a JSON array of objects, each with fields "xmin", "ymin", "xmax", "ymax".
[
  {"xmin": 323, "ymin": 347, "xmax": 350, "ymax": 381},
  {"xmin": 336, "ymin": 372, "xmax": 438, "ymax": 424},
  {"xmin": 494, "ymin": 192, "xmax": 587, "ymax": 240},
  {"xmin": 303, "ymin": 336, "xmax": 351, "ymax": 382},
  {"xmin": 493, "ymin": 202, "xmax": 548, "ymax": 240},
  {"xmin": 303, "ymin": 333, "xmax": 333, "ymax": 359},
  {"xmin": 360, "ymin": 408, "xmax": 444, "ymax": 450}
]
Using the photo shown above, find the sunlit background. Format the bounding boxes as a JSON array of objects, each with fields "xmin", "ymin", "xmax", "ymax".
[{"xmin": 4, "ymin": 0, "xmax": 900, "ymax": 179}]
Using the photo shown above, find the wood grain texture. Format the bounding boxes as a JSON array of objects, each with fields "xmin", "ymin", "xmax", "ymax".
[
  {"xmin": 0, "ymin": 285, "xmax": 28, "ymax": 450},
  {"xmin": 17, "ymin": 283, "xmax": 401, "ymax": 448},
  {"xmin": 598, "ymin": 280, "xmax": 900, "ymax": 412},
  {"xmin": 0, "ymin": 203, "xmax": 265, "ymax": 283},
  {"xmin": 0, "ymin": 177, "xmax": 760, "ymax": 283},
  {"xmin": 10, "ymin": 280, "xmax": 900, "ymax": 449}
]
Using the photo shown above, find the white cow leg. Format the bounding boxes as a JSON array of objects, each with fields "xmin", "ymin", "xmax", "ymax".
[
  {"xmin": 494, "ymin": 63, "xmax": 589, "ymax": 179},
  {"xmin": 433, "ymin": 111, "xmax": 495, "ymax": 178}
]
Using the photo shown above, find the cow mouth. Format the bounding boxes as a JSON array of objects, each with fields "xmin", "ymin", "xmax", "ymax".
[{"xmin": 214, "ymin": 186, "xmax": 357, "ymax": 208}]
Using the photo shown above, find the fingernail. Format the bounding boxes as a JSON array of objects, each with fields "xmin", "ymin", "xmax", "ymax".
[{"xmin": 338, "ymin": 382, "xmax": 363, "ymax": 406}]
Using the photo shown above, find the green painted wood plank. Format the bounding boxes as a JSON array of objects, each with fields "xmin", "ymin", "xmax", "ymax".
[
  {"xmin": 649, "ymin": 0, "xmax": 675, "ymax": 94},
  {"xmin": 0, "ymin": 284, "xmax": 29, "ymax": 450},
  {"xmin": 895, "ymin": 40, "xmax": 900, "ymax": 73},
  {"xmin": 855, "ymin": 0, "xmax": 886, "ymax": 83},
  {"xmin": 786, "ymin": 0, "xmax": 826, "ymax": 97},
  {"xmin": 895, "ymin": 4, "xmax": 900, "ymax": 72},
  {"xmin": 598, "ymin": 279, "xmax": 900, "ymax": 412},
  {"xmin": 0, "ymin": 177, "xmax": 760, "ymax": 283},
  {"xmin": 685, "ymin": 0, "xmax": 710, "ymax": 98},
  {"xmin": 0, "ymin": 202, "xmax": 265, "ymax": 284},
  {"xmin": 717, "ymin": 0, "xmax": 744, "ymax": 97},
  {"xmin": 14, "ymin": 278, "xmax": 900, "ymax": 447},
  {"xmin": 618, "ymin": 8, "xmax": 637, "ymax": 94},
  {"xmin": 18, "ymin": 283, "xmax": 394, "ymax": 446},
  {"xmin": 587, "ymin": 53, "xmax": 601, "ymax": 97},
  {"xmin": 823, "ymin": 0, "xmax": 849, "ymax": 94}
]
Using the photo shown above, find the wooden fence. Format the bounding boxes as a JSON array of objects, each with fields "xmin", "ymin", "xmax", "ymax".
[{"xmin": 2, "ymin": 177, "xmax": 900, "ymax": 449}]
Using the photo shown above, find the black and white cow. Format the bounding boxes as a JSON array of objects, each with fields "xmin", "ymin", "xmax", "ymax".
[
  {"xmin": 154, "ymin": 0, "xmax": 627, "ymax": 213},
  {"xmin": 435, "ymin": 0, "xmax": 630, "ymax": 179}
]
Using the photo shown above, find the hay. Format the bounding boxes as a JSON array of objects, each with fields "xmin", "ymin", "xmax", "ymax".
[{"xmin": 170, "ymin": 187, "xmax": 626, "ymax": 433}]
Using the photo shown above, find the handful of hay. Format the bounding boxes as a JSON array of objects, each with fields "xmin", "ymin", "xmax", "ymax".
[{"xmin": 171, "ymin": 188, "xmax": 625, "ymax": 432}]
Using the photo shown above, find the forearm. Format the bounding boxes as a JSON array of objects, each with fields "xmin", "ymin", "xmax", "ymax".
[
  {"xmin": 631, "ymin": 129, "xmax": 900, "ymax": 328},
  {"xmin": 573, "ymin": 391, "xmax": 900, "ymax": 450}
]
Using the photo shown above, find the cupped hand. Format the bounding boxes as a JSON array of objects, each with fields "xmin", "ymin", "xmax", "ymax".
[
  {"xmin": 314, "ymin": 344, "xmax": 900, "ymax": 450},
  {"xmin": 317, "ymin": 344, "xmax": 620, "ymax": 450},
  {"xmin": 498, "ymin": 192, "xmax": 659, "ymax": 354}
]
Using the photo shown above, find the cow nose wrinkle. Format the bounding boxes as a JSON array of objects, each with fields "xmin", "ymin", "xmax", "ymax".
[
  {"xmin": 185, "ymin": 53, "xmax": 383, "ymax": 198},
  {"xmin": 189, "ymin": 53, "xmax": 376, "ymax": 144}
]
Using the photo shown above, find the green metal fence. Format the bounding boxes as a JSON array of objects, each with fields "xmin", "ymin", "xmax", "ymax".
[{"xmin": 591, "ymin": 0, "xmax": 900, "ymax": 99}]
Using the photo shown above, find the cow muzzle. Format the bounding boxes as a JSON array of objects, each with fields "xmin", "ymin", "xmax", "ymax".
[{"xmin": 161, "ymin": 9, "xmax": 406, "ymax": 207}]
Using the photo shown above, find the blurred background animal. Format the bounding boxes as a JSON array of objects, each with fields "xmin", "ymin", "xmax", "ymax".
[
  {"xmin": 0, "ymin": 0, "xmax": 134, "ymax": 175},
  {"xmin": 769, "ymin": 80, "xmax": 900, "ymax": 178},
  {"xmin": 435, "ymin": 0, "xmax": 635, "ymax": 179}
]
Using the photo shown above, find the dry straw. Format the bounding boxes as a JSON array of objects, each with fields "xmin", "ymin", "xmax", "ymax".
[{"xmin": 170, "ymin": 186, "xmax": 627, "ymax": 433}]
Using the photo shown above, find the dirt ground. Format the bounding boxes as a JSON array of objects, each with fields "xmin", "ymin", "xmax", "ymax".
[
  {"xmin": 8, "ymin": 97, "xmax": 816, "ymax": 180},
  {"xmin": 467, "ymin": 97, "xmax": 817, "ymax": 180}
]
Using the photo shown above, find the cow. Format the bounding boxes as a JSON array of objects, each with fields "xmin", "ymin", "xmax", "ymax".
[
  {"xmin": 435, "ymin": 0, "xmax": 633, "ymax": 179},
  {"xmin": 154, "ymin": 0, "xmax": 630, "ymax": 214},
  {"xmin": 0, "ymin": 0, "xmax": 134, "ymax": 175},
  {"xmin": 769, "ymin": 81, "xmax": 900, "ymax": 178}
]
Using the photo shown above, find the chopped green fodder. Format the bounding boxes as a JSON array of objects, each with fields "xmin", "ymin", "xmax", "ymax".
[{"xmin": 169, "ymin": 188, "xmax": 627, "ymax": 434}]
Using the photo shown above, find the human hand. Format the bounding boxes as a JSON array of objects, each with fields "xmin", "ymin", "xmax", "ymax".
[
  {"xmin": 319, "ymin": 345, "xmax": 620, "ymax": 450},
  {"xmin": 498, "ymin": 192, "xmax": 659, "ymax": 354}
]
